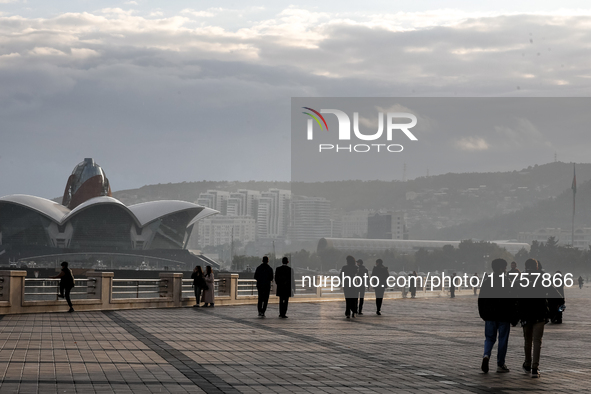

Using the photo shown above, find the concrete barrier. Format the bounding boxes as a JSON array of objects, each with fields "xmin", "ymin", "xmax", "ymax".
[{"xmin": 0, "ymin": 271, "xmax": 476, "ymax": 314}]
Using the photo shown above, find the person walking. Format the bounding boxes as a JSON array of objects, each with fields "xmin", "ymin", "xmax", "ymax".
[
  {"xmin": 508, "ymin": 261, "xmax": 520, "ymax": 275},
  {"xmin": 579, "ymin": 276, "xmax": 584, "ymax": 289},
  {"xmin": 190, "ymin": 265, "xmax": 206, "ymax": 307},
  {"xmin": 478, "ymin": 259, "xmax": 517, "ymax": 374},
  {"xmin": 51, "ymin": 261, "xmax": 75, "ymax": 313},
  {"xmin": 356, "ymin": 259, "xmax": 368, "ymax": 315},
  {"xmin": 450, "ymin": 272, "xmax": 456, "ymax": 298},
  {"xmin": 254, "ymin": 256, "xmax": 274, "ymax": 317},
  {"xmin": 473, "ymin": 272, "xmax": 479, "ymax": 295},
  {"xmin": 275, "ymin": 257, "xmax": 295, "ymax": 318},
  {"xmin": 341, "ymin": 256, "xmax": 359, "ymax": 318},
  {"xmin": 202, "ymin": 266, "xmax": 215, "ymax": 307},
  {"xmin": 371, "ymin": 259, "xmax": 389, "ymax": 315},
  {"xmin": 517, "ymin": 258, "xmax": 562, "ymax": 378},
  {"xmin": 409, "ymin": 271, "xmax": 418, "ymax": 299}
]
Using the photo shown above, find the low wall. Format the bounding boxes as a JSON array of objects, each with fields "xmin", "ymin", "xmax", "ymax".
[{"xmin": 0, "ymin": 271, "xmax": 475, "ymax": 314}]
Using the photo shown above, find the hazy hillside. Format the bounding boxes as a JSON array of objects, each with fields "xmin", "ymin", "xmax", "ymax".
[
  {"xmin": 107, "ymin": 162, "xmax": 591, "ymax": 213},
  {"xmin": 436, "ymin": 177, "xmax": 591, "ymax": 241}
]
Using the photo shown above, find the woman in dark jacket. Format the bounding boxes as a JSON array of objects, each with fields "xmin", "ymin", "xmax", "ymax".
[{"xmin": 190, "ymin": 266, "xmax": 206, "ymax": 307}]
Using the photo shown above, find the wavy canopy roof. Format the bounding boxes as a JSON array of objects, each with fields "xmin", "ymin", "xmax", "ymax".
[{"xmin": 0, "ymin": 194, "xmax": 218, "ymax": 228}]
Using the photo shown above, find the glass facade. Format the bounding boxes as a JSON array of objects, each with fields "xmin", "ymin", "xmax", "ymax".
[
  {"xmin": 69, "ymin": 205, "xmax": 135, "ymax": 250},
  {"xmin": 0, "ymin": 204, "xmax": 52, "ymax": 247}
]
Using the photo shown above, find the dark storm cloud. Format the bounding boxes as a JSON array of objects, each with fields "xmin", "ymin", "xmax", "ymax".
[{"xmin": 1, "ymin": 9, "xmax": 590, "ymax": 198}]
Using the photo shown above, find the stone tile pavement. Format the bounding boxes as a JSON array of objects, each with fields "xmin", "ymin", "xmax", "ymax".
[{"xmin": 0, "ymin": 287, "xmax": 589, "ymax": 393}]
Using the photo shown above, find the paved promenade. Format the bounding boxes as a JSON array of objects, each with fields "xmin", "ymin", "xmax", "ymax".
[{"xmin": 0, "ymin": 288, "xmax": 589, "ymax": 393}]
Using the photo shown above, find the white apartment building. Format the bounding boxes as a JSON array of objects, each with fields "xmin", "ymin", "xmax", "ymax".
[
  {"xmin": 290, "ymin": 197, "xmax": 332, "ymax": 241},
  {"xmin": 197, "ymin": 216, "xmax": 257, "ymax": 247},
  {"xmin": 340, "ymin": 210, "xmax": 370, "ymax": 238}
]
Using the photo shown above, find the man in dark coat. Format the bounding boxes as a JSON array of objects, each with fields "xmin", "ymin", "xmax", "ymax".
[
  {"xmin": 371, "ymin": 259, "xmax": 389, "ymax": 315},
  {"xmin": 254, "ymin": 256, "xmax": 274, "ymax": 317},
  {"xmin": 478, "ymin": 258, "xmax": 517, "ymax": 374},
  {"xmin": 275, "ymin": 257, "xmax": 295, "ymax": 318},
  {"xmin": 341, "ymin": 255, "xmax": 359, "ymax": 318},
  {"xmin": 356, "ymin": 259, "xmax": 369, "ymax": 315}
]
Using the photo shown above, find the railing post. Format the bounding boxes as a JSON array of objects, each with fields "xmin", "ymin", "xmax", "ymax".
[
  {"xmin": 86, "ymin": 271, "xmax": 114, "ymax": 309},
  {"xmin": 0, "ymin": 271, "xmax": 26, "ymax": 313},
  {"xmin": 218, "ymin": 273, "xmax": 238, "ymax": 299},
  {"xmin": 316, "ymin": 275, "xmax": 322, "ymax": 297},
  {"xmin": 159, "ymin": 273, "xmax": 183, "ymax": 307}
]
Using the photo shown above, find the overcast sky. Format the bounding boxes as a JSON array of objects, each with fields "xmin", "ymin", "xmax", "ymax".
[{"xmin": 2, "ymin": 1, "xmax": 591, "ymax": 199}]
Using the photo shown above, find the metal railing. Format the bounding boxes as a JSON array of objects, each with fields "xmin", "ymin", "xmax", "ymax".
[
  {"xmin": 235, "ymin": 279, "xmax": 316, "ymax": 296},
  {"xmin": 112, "ymin": 278, "xmax": 168, "ymax": 299},
  {"xmin": 237, "ymin": 279, "xmax": 259, "ymax": 296},
  {"xmin": 24, "ymin": 278, "xmax": 96, "ymax": 301},
  {"xmin": 181, "ymin": 278, "xmax": 221, "ymax": 298}
]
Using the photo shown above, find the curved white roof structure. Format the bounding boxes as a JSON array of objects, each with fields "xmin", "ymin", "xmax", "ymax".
[
  {"xmin": 128, "ymin": 200, "xmax": 218, "ymax": 227},
  {"xmin": 66, "ymin": 196, "xmax": 142, "ymax": 226},
  {"xmin": 0, "ymin": 194, "xmax": 70, "ymax": 223},
  {"xmin": 0, "ymin": 195, "xmax": 219, "ymax": 230}
]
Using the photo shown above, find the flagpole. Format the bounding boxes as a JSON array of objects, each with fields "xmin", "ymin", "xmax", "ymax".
[{"xmin": 572, "ymin": 164, "xmax": 576, "ymax": 247}]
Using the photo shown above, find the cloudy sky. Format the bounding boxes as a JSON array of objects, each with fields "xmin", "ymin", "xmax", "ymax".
[{"xmin": 1, "ymin": 1, "xmax": 591, "ymax": 199}]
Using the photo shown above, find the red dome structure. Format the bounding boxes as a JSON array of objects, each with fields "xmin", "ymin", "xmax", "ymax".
[{"xmin": 62, "ymin": 158, "xmax": 112, "ymax": 209}]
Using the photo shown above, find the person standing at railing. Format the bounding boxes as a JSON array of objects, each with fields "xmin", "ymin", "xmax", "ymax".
[
  {"xmin": 50, "ymin": 261, "xmax": 75, "ymax": 313},
  {"xmin": 275, "ymin": 257, "xmax": 295, "ymax": 318},
  {"xmin": 203, "ymin": 266, "xmax": 215, "ymax": 307},
  {"xmin": 254, "ymin": 256, "xmax": 274, "ymax": 317},
  {"xmin": 191, "ymin": 266, "xmax": 206, "ymax": 307},
  {"xmin": 371, "ymin": 259, "xmax": 389, "ymax": 316}
]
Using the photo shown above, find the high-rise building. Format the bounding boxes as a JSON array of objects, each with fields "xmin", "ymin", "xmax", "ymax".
[
  {"xmin": 225, "ymin": 197, "xmax": 243, "ymax": 217},
  {"xmin": 256, "ymin": 196, "xmax": 273, "ymax": 239},
  {"xmin": 197, "ymin": 216, "xmax": 256, "ymax": 247},
  {"xmin": 260, "ymin": 189, "xmax": 291, "ymax": 238},
  {"xmin": 196, "ymin": 190, "xmax": 230, "ymax": 214},
  {"xmin": 367, "ymin": 211, "xmax": 407, "ymax": 240},
  {"xmin": 237, "ymin": 189, "xmax": 261, "ymax": 217},
  {"xmin": 340, "ymin": 210, "xmax": 370, "ymax": 238},
  {"xmin": 290, "ymin": 196, "xmax": 331, "ymax": 242}
]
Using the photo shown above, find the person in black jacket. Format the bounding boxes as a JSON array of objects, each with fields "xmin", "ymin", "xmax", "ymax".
[
  {"xmin": 549, "ymin": 271, "xmax": 565, "ymax": 324},
  {"xmin": 254, "ymin": 256, "xmax": 274, "ymax": 317},
  {"xmin": 409, "ymin": 271, "xmax": 418, "ymax": 299},
  {"xmin": 51, "ymin": 261, "xmax": 75, "ymax": 313},
  {"xmin": 356, "ymin": 259, "xmax": 368, "ymax": 315},
  {"xmin": 371, "ymin": 259, "xmax": 389, "ymax": 315},
  {"xmin": 478, "ymin": 258, "xmax": 516, "ymax": 374},
  {"xmin": 517, "ymin": 258, "xmax": 562, "ymax": 378},
  {"xmin": 341, "ymin": 255, "xmax": 359, "ymax": 318},
  {"xmin": 450, "ymin": 272, "xmax": 457, "ymax": 298},
  {"xmin": 275, "ymin": 257, "xmax": 295, "ymax": 318},
  {"xmin": 190, "ymin": 265, "xmax": 206, "ymax": 307}
]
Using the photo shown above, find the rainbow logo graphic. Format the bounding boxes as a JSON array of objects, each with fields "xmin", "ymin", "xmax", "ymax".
[{"xmin": 302, "ymin": 107, "xmax": 329, "ymax": 131}]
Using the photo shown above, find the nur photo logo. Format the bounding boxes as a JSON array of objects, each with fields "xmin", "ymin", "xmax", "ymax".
[{"xmin": 302, "ymin": 107, "xmax": 418, "ymax": 153}]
